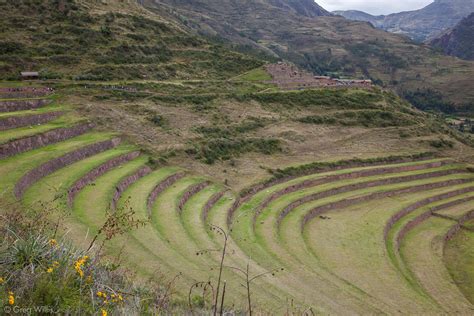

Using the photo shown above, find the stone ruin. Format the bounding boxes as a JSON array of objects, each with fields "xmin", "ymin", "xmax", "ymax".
[{"xmin": 264, "ymin": 62, "xmax": 372, "ymax": 90}]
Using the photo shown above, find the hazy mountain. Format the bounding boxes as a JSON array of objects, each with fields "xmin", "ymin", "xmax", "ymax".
[
  {"xmin": 430, "ymin": 13, "xmax": 474, "ymax": 61},
  {"xmin": 334, "ymin": 0, "xmax": 474, "ymax": 42}
]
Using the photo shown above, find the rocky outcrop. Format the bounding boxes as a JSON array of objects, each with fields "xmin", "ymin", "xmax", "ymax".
[
  {"xmin": 177, "ymin": 181, "xmax": 210, "ymax": 214},
  {"xmin": 146, "ymin": 172, "xmax": 186, "ymax": 216},
  {"xmin": 110, "ymin": 165, "xmax": 153, "ymax": 210},
  {"xmin": 14, "ymin": 138, "xmax": 121, "ymax": 199},
  {"xmin": 0, "ymin": 99, "xmax": 51, "ymax": 112},
  {"xmin": 67, "ymin": 151, "xmax": 141, "ymax": 207},
  {"xmin": 0, "ymin": 123, "xmax": 94, "ymax": 159},
  {"xmin": 0, "ymin": 111, "xmax": 63, "ymax": 131}
]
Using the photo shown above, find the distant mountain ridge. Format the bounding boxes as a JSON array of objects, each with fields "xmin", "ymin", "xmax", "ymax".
[
  {"xmin": 334, "ymin": 0, "xmax": 474, "ymax": 42},
  {"xmin": 430, "ymin": 13, "xmax": 474, "ymax": 61}
]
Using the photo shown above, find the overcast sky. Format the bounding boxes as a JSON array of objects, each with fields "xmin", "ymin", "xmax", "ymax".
[{"xmin": 317, "ymin": 0, "xmax": 434, "ymax": 15}]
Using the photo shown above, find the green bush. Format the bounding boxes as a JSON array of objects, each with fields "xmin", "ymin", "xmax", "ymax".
[
  {"xmin": 297, "ymin": 110, "xmax": 416, "ymax": 127},
  {"xmin": 191, "ymin": 137, "xmax": 282, "ymax": 164}
]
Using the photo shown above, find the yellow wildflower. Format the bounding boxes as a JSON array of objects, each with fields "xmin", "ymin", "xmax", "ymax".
[
  {"xmin": 53, "ymin": 261, "xmax": 60, "ymax": 267},
  {"xmin": 49, "ymin": 239, "xmax": 57, "ymax": 247},
  {"xmin": 0, "ymin": 277, "xmax": 4, "ymax": 284},
  {"xmin": 74, "ymin": 256, "xmax": 89, "ymax": 278},
  {"xmin": 47, "ymin": 267, "xmax": 54, "ymax": 273},
  {"xmin": 101, "ymin": 309, "xmax": 107, "ymax": 316},
  {"xmin": 8, "ymin": 291, "xmax": 14, "ymax": 305}
]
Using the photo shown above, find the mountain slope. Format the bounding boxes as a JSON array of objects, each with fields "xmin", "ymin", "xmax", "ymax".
[
  {"xmin": 430, "ymin": 13, "xmax": 474, "ymax": 61},
  {"xmin": 0, "ymin": 0, "xmax": 263, "ymax": 80},
  {"xmin": 142, "ymin": 0, "xmax": 474, "ymax": 108},
  {"xmin": 333, "ymin": 10, "xmax": 383, "ymax": 26},
  {"xmin": 335, "ymin": 0, "xmax": 474, "ymax": 42}
]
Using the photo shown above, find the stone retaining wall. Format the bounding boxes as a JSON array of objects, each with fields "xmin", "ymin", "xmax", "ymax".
[
  {"xmin": 110, "ymin": 166, "xmax": 153, "ymax": 210},
  {"xmin": 14, "ymin": 138, "xmax": 121, "ymax": 199},
  {"xmin": 0, "ymin": 123, "xmax": 94, "ymax": 160},
  {"xmin": 0, "ymin": 111, "xmax": 63, "ymax": 131},
  {"xmin": 255, "ymin": 161, "xmax": 450, "ymax": 223},
  {"xmin": 67, "ymin": 151, "xmax": 141, "ymax": 207},
  {"xmin": 302, "ymin": 178, "xmax": 474, "ymax": 231},
  {"xmin": 274, "ymin": 168, "xmax": 465, "ymax": 227},
  {"xmin": 444, "ymin": 210, "xmax": 474, "ymax": 242},
  {"xmin": 0, "ymin": 87, "xmax": 54, "ymax": 99},
  {"xmin": 0, "ymin": 99, "xmax": 51, "ymax": 112},
  {"xmin": 0, "ymin": 123, "xmax": 95, "ymax": 159},
  {"xmin": 430, "ymin": 196, "xmax": 474, "ymax": 212},
  {"xmin": 395, "ymin": 211, "xmax": 433, "ymax": 251},
  {"xmin": 228, "ymin": 156, "xmax": 438, "ymax": 227},
  {"xmin": 177, "ymin": 181, "xmax": 210, "ymax": 215},
  {"xmin": 384, "ymin": 186, "xmax": 474, "ymax": 241},
  {"xmin": 202, "ymin": 190, "xmax": 226, "ymax": 222},
  {"xmin": 146, "ymin": 172, "xmax": 186, "ymax": 217}
]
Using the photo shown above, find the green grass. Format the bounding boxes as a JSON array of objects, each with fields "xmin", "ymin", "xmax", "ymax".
[
  {"xmin": 401, "ymin": 213, "xmax": 474, "ymax": 312},
  {"xmin": 232, "ymin": 67, "xmax": 272, "ymax": 82},
  {"xmin": 229, "ymin": 160, "xmax": 474, "ymax": 313},
  {"xmin": 444, "ymin": 226, "xmax": 474, "ymax": 304},
  {"xmin": 0, "ymin": 112, "xmax": 81, "ymax": 144},
  {"xmin": 0, "ymin": 131, "xmax": 115, "ymax": 201}
]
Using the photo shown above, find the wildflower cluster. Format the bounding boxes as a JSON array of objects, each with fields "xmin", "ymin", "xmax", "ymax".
[
  {"xmin": 96, "ymin": 290, "xmax": 124, "ymax": 305},
  {"xmin": 74, "ymin": 256, "xmax": 89, "ymax": 278},
  {"xmin": 46, "ymin": 261, "xmax": 60, "ymax": 274},
  {"xmin": 8, "ymin": 291, "xmax": 15, "ymax": 305}
]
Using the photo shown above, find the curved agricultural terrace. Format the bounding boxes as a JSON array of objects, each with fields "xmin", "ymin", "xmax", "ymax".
[{"xmin": 1, "ymin": 86, "xmax": 474, "ymax": 314}]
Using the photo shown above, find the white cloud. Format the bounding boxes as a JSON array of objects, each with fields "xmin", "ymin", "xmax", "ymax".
[{"xmin": 318, "ymin": 0, "xmax": 434, "ymax": 15}]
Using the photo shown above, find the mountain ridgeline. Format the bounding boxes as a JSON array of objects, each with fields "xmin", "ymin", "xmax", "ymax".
[{"xmin": 334, "ymin": 0, "xmax": 474, "ymax": 42}]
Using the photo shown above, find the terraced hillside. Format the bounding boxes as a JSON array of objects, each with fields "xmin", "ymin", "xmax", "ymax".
[
  {"xmin": 1, "ymin": 84, "xmax": 473, "ymax": 313},
  {"xmin": 0, "ymin": 0, "xmax": 262, "ymax": 80}
]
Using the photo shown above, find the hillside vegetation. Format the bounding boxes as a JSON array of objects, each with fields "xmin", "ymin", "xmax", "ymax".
[
  {"xmin": 143, "ymin": 0, "xmax": 474, "ymax": 109},
  {"xmin": 0, "ymin": 0, "xmax": 263, "ymax": 80}
]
